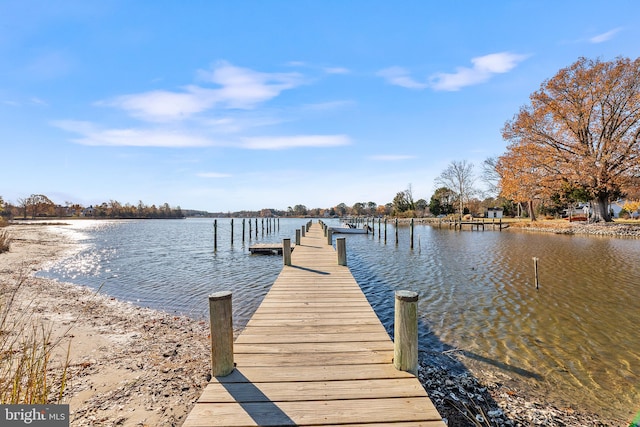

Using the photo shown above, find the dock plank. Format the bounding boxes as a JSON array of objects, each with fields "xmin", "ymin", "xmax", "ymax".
[{"xmin": 183, "ymin": 222, "xmax": 444, "ymax": 426}]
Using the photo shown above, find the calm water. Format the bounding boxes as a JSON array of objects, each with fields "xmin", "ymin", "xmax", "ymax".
[{"xmin": 40, "ymin": 219, "xmax": 640, "ymax": 421}]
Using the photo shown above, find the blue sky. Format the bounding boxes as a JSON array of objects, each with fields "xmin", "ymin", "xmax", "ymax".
[{"xmin": 2, "ymin": 1, "xmax": 639, "ymax": 212}]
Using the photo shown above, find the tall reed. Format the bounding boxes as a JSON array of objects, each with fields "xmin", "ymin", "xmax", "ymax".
[{"xmin": 0, "ymin": 273, "xmax": 69, "ymax": 404}]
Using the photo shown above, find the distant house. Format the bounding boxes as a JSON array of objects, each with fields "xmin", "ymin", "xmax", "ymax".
[
  {"xmin": 486, "ymin": 207, "xmax": 503, "ymax": 219},
  {"xmin": 82, "ymin": 206, "xmax": 95, "ymax": 217}
]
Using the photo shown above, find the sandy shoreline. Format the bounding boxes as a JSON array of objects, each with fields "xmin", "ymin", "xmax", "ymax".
[
  {"xmin": 1, "ymin": 224, "xmax": 211, "ymax": 426},
  {"xmin": 0, "ymin": 222, "xmax": 632, "ymax": 426}
]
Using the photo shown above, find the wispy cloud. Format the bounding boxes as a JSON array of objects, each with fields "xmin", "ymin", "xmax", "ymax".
[
  {"xmin": 324, "ymin": 67, "xmax": 350, "ymax": 74},
  {"xmin": 100, "ymin": 61, "xmax": 304, "ymax": 122},
  {"xmin": 379, "ymin": 52, "xmax": 529, "ymax": 92},
  {"xmin": 52, "ymin": 120, "xmax": 214, "ymax": 147},
  {"xmin": 589, "ymin": 28, "xmax": 622, "ymax": 43},
  {"xmin": 430, "ymin": 52, "xmax": 529, "ymax": 91},
  {"xmin": 368, "ymin": 154, "xmax": 416, "ymax": 161},
  {"xmin": 377, "ymin": 67, "xmax": 428, "ymax": 89},
  {"xmin": 302, "ymin": 100, "xmax": 355, "ymax": 111},
  {"xmin": 197, "ymin": 172, "xmax": 232, "ymax": 178},
  {"xmin": 240, "ymin": 134, "xmax": 350, "ymax": 150}
]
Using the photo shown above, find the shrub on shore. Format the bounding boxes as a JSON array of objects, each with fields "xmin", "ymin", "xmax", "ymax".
[
  {"xmin": 0, "ymin": 230, "xmax": 9, "ymax": 254},
  {"xmin": 0, "ymin": 274, "xmax": 69, "ymax": 404}
]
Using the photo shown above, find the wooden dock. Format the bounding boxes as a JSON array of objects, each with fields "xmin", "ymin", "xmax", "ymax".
[
  {"xmin": 248, "ymin": 243, "xmax": 294, "ymax": 255},
  {"xmin": 183, "ymin": 222, "xmax": 444, "ymax": 426}
]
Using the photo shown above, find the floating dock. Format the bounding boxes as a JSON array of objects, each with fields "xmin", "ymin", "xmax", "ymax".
[
  {"xmin": 184, "ymin": 222, "xmax": 444, "ymax": 426},
  {"xmin": 248, "ymin": 243, "xmax": 294, "ymax": 255}
]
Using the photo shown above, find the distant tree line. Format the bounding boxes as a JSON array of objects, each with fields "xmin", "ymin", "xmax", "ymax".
[{"xmin": 0, "ymin": 195, "xmax": 184, "ymax": 220}]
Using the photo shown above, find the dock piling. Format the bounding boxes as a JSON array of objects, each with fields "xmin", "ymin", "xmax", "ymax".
[
  {"xmin": 337, "ymin": 237, "xmax": 347, "ymax": 266},
  {"xmin": 394, "ymin": 290, "xmax": 418, "ymax": 375},
  {"xmin": 283, "ymin": 238, "xmax": 292, "ymax": 266},
  {"xmin": 209, "ymin": 292, "xmax": 234, "ymax": 377}
]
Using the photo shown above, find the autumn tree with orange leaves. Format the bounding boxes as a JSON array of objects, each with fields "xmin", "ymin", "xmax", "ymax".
[{"xmin": 498, "ymin": 57, "xmax": 640, "ymax": 222}]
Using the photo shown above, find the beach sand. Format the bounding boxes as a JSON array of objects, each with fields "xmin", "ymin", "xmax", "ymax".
[
  {"xmin": 0, "ymin": 224, "xmax": 211, "ymax": 426},
  {"xmin": 0, "ymin": 222, "xmax": 630, "ymax": 426}
]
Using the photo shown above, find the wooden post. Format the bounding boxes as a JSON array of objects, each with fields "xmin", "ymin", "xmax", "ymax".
[
  {"xmin": 295, "ymin": 229, "xmax": 301, "ymax": 246},
  {"xmin": 209, "ymin": 292, "xmax": 234, "ymax": 377},
  {"xmin": 378, "ymin": 218, "xmax": 381, "ymax": 240},
  {"xmin": 242, "ymin": 219, "xmax": 246, "ymax": 243},
  {"xmin": 395, "ymin": 218, "xmax": 399, "ymax": 245},
  {"xmin": 337, "ymin": 237, "xmax": 347, "ymax": 266},
  {"xmin": 249, "ymin": 219, "xmax": 252, "ymax": 240},
  {"xmin": 327, "ymin": 228, "xmax": 333, "ymax": 245},
  {"xmin": 384, "ymin": 218, "xmax": 387, "ymax": 244},
  {"xmin": 394, "ymin": 290, "xmax": 418, "ymax": 375},
  {"xmin": 533, "ymin": 257, "xmax": 539, "ymax": 289},
  {"xmin": 255, "ymin": 218, "xmax": 258, "ymax": 239},
  {"xmin": 230, "ymin": 218, "xmax": 234, "ymax": 245},
  {"xmin": 410, "ymin": 218, "xmax": 414, "ymax": 249},
  {"xmin": 283, "ymin": 238, "xmax": 292, "ymax": 266},
  {"xmin": 301, "ymin": 225, "xmax": 306, "ymax": 237},
  {"xmin": 214, "ymin": 219, "xmax": 218, "ymax": 251}
]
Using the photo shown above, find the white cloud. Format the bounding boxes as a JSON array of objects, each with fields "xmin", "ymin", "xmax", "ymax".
[
  {"xmin": 241, "ymin": 134, "xmax": 350, "ymax": 150},
  {"xmin": 197, "ymin": 172, "xmax": 232, "ymax": 178},
  {"xmin": 52, "ymin": 120, "xmax": 214, "ymax": 147},
  {"xmin": 377, "ymin": 67, "xmax": 428, "ymax": 89},
  {"xmin": 379, "ymin": 52, "xmax": 528, "ymax": 92},
  {"xmin": 101, "ymin": 61, "xmax": 304, "ymax": 122},
  {"xmin": 430, "ymin": 52, "xmax": 529, "ymax": 91},
  {"xmin": 324, "ymin": 67, "xmax": 350, "ymax": 74},
  {"xmin": 589, "ymin": 28, "xmax": 622, "ymax": 43},
  {"xmin": 368, "ymin": 154, "xmax": 416, "ymax": 161}
]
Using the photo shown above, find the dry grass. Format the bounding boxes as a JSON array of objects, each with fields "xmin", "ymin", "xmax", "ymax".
[
  {"xmin": 0, "ymin": 273, "xmax": 69, "ymax": 404},
  {"xmin": 0, "ymin": 230, "xmax": 9, "ymax": 254}
]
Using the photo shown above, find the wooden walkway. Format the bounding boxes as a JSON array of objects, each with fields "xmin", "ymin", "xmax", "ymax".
[{"xmin": 183, "ymin": 222, "xmax": 444, "ymax": 426}]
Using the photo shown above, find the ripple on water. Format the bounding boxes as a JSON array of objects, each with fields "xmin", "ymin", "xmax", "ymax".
[{"xmin": 39, "ymin": 220, "xmax": 640, "ymax": 421}]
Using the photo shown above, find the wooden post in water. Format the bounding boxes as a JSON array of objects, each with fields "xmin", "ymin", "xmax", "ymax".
[
  {"xmin": 395, "ymin": 218, "xmax": 399, "ymax": 245},
  {"xmin": 242, "ymin": 219, "xmax": 246, "ymax": 243},
  {"xmin": 295, "ymin": 229, "xmax": 301, "ymax": 246},
  {"xmin": 394, "ymin": 290, "xmax": 418, "ymax": 375},
  {"xmin": 337, "ymin": 237, "xmax": 347, "ymax": 266},
  {"xmin": 327, "ymin": 228, "xmax": 333, "ymax": 245},
  {"xmin": 209, "ymin": 291, "xmax": 234, "ymax": 377},
  {"xmin": 410, "ymin": 218, "xmax": 414, "ymax": 249},
  {"xmin": 214, "ymin": 219, "xmax": 218, "ymax": 251},
  {"xmin": 230, "ymin": 218, "xmax": 234, "ymax": 245},
  {"xmin": 255, "ymin": 218, "xmax": 258, "ymax": 239},
  {"xmin": 533, "ymin": 257, "xmax": 539, "ymax": 289},
  {"xmin": 249, "ymin": 219, "xmax": 252, "ymax": 240},
  {"xmin": 384, "ymin": 218, "xmax": 388, "ymax": 244},
  {"xmin": 283, "ymin": 238, "xmax": 292, "ymax": 266}
]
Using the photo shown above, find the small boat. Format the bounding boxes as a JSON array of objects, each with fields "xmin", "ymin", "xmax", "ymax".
[{"xmin": 330, "ymin": 224, "xmax": 371, "ymax": 234}]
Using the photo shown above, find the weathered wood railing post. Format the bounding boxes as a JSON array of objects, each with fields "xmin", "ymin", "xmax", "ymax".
[
  {"xmin": 295, "ymin": 229, "xmax": 301, "ymax": 246},
  {"xmin": 301, "ymin": 225, "xmax": 305, "ymax": 237},
  {"xmin": 283, "ymin": 238, "xmax": 292, "ymax": 266},
  {"xmin": 209, "ymin": 291, "xmax": 234, "ymax": 377},
  {"xmin": 337, "ymin": 237, "xmax": 347, "ymax": 266},
  {"xmin": 394, "ymin": 290, "xmax": 418, "ymax": 375},
  {"xmin": 327, "ymin": 228, "xmax": 333, "ymax": 245},
  {"xmin": 230, "ymin": 218, "xmax": 234, "ymax": 245}
]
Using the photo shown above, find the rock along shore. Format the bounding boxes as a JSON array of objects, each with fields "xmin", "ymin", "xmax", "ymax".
[{"xmin": 0, "ymin": 222, "xmax": 634, "ymax": 426}]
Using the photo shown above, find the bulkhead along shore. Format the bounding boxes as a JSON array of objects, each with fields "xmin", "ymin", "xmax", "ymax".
[{"xmin": 0, "ymin": 221, "xmax": 637, "ymax": 426}]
